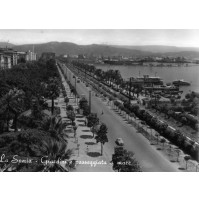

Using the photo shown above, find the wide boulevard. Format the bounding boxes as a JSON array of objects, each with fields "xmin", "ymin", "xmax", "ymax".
[{"xmin": 61, "ymin": 64, "xmax": 180, "ymax": 172}]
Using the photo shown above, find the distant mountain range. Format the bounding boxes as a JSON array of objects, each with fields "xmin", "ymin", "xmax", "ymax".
[
  {"xmin": 0, "ymin": 42, "xmax": 15, "ymax": 48},
  {"xmin": 112, "ymin": 45, "xmax": 199, "ymax": 53},
  {"xmin": 1, "ymin": 41, "xmax": 199, "ymax": 59},
  {"xmin": 12, "ymin": 42, "xmax": 153, "ymax": 57}
]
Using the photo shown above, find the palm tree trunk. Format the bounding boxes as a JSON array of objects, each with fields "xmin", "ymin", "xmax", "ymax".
[
  {"xmin": 6, "ymin": 107, "xmax": 10, "ymax": 132},
  {"xmin": 51, "ymin": 98, "xmax": 54, "ymax": 115},
  {"xmin": 14, "ymin": 113, "xmax": 18, "ymax": 132},
  {"xmin": 101, "ymin": 143, "xmax": 103, "ymax": 155},
  {"xmin": 6, "ymin": 119, "xmax": 9, "ymax": 132},
  {"xmin": 92, "ymin": 127, "xmax": 95, "ymax": 138}
]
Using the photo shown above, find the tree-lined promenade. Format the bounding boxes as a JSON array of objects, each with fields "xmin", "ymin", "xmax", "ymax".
[
  {"xmin": 58, "ymin": 63, "xmax": 142, "ymax": 171},
  {"xmin": 0, "ymin": 59, "xmax": 75, "ymax": 172},
  {"xmin": 59, "ymin": 62, "xmax": 188, "ymax": 171},
  {"xmin": 0, "ymin": 54, "xmax": 197, "ymax": 171},
  {"xmin": 62, "ymin": 60, "xmax": 198, "ymax": 168},
  {"xmin": 0, "ymin": 58, "xmax": 141, "ymax": 172}
]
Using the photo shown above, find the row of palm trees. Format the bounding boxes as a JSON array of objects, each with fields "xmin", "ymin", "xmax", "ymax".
[
  {"xmin": 0, "ymin": 59, "xmax": 63, "ymax": 134},
  {"xmin": 113, "ymin": 100, "xmax": 198, "ymax": 161},
  {"xmin": 72, "ymin": 61, "xmax": 124, "ymax": 90},
  {"xmin": 0, "ymin": 59, "xmax": 75, "ymax": 172},
  {"xmin": 0, "ymin": 77, "xmax": 61, "ymax": 133}
]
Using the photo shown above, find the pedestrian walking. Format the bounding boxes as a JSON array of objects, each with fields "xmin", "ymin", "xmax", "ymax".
[{"xmin": 85, "ymin": 118, "xmax": 88, "ymax": 126}]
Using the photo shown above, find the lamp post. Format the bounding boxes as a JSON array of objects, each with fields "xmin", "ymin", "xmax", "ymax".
[
  {"xmin": 73, "ymin": 76, "xmax": 77, "ymax": 104},
  {"xmin": 89, "ymin": 90, "xmax": 91, "ymax": 113},
  {"xmin": 77, "ymin": 144, "xmax": 80, "ymax": 157},
  {"xmin": 65, "ymin": 66, "xmax": 68, "ymax": 79},
  {"xmin": 147, "ymin": 126, "xmax": 152, "ymax": 141},
  {"xmin": 85, "ymin": 68, "xmax": 86, "ymax": 79},
  {"xmin": 128, "ymin": 77, "xmax": 132, "ymax": 105},
  {"xmin": 175, "ymin": 148, "xmax": 181, "ymax": 162}
]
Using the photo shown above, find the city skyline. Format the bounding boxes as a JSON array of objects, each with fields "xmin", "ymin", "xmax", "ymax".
[{"xmin": 0, "ymin": 29, "xmax": 199, "ymax": 47}]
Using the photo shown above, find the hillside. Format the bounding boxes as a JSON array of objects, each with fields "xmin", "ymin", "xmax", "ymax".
[
  {"xmin": 14, "ymin": 42, "xmax": 152, "ymax": 57},
  {"xmin": 10, "ymin": 42, "xmax": 199, "ymax": 59},
  {"xmin": 0, "ymin": 42, "xmax": 15, "ymax": 48},
  {"xmin": 112, "ymin": 45, "xmax": 199, "ymax": 53}
]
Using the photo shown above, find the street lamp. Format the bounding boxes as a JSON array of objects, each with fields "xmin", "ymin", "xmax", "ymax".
[
  {"xmin": 77, "ymin": 143, "xmax": 80, "ymax": 157},
  {"xmin": 128, "ymin": 77, "xmax": 132, "ymax": 105},
  {"xmin": 147, "ymin": 126, "xmax": 153, "ymax": 141},
  {"xmin": 175, "ymin": 148, "xmax": 181, "ymax": 162},
  {"xmin": 89, "ymin": 90, "xmax": 91, "ymax": 113},
  {"xmin": 73, "ymin": 75, "xmax": 77, "ymax": 104}
]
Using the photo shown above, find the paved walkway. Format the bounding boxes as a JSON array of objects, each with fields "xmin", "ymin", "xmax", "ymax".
[{"xmin": 57, "ymin": 66, "xmax": 113, "ymax": 172}]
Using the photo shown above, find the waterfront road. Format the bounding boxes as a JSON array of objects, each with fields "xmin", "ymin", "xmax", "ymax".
[{"xmin": 62, "ymin": 65, "xmax": 180, "ymax": 172}]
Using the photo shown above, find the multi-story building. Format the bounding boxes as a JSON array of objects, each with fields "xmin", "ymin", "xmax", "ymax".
[
  {"xmin": 17, "ymin": 51, "xmax": 37, "ymax": 62},
  {"xmin": 41, "ymin": 52, "xmax": 55, "ymax": 60},
  {"xmin": 0, "ymin": 48, "xmax": 37, "ymax": 70},
  {"xmin": 17, "ymin": 52, "xmax": 27, "ymax": 62},
  {"xmin": 26, "ymin": 50, "xmax": 37, "ymax": 61},
  {"xmin": 0, "ymin": 48, "xmax": 18, "ymax": 67},
  {"xmin": 0, "ymin": 53, "xmax": 11, "ymax": 69}
]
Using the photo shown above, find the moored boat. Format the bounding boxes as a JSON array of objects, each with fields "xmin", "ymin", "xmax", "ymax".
[{"xmin": 172, "ymin": 79, "xmax": 191, "ymax": 86}]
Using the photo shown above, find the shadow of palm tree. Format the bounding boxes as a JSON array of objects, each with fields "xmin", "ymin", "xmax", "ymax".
[
  {"xmin": 78, "ymin": 124, "xmax": 86, "ymax": 127},
  {"xmin": 76, "ymin": 115, "xmax": 84, "ymax": 118},
  {"xmin": 80, "ymin": 135, "xmax": 93, "ymax": 139},
  {"xmin": 77, "ymin": 119, "xmax": 85, "ymax": 122},
  {"xmin": 82, "ymin": 129, "xmax": 91, "ymax": 132},
  {"xmin": 85, "ymin": 142, "xmax": 96, "ymax": 145},
  {"xmin": 87, "ymin": 152, "xmax": 101, "ymax": 157},
  {"xmin": 178, "ymin": 167, "xmax": 185, "ymax": 170},
  {"xmin": 170, "ymin": 160, "xmax": 176, "ymax": 163}
]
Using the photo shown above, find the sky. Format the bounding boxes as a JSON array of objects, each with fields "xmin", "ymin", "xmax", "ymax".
[{"xmin": 0, "ymin": 29, "xmax": 199, "ymax": 47}]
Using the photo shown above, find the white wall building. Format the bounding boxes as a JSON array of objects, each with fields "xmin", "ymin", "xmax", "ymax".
[{"xmin": 26, "ymin": 50, "xmax": 37, "ymax": 61}]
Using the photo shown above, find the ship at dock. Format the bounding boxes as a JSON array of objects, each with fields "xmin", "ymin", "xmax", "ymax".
[
  {"xmin": 129, "ymin": 75, "xmax": 164, "ymax": 86},
  {"xmin": 136, "ymin": 75, "xmax": 163, "ymax": 86},
  {"xmin": 128, "ymin": 75, "xmax": 180, "ymax": 96},
  {"xmin": 172, "ymin": 79, "xmax": 191, "ymax": 86}
]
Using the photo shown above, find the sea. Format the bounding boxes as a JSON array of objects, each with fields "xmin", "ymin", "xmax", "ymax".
[{"xmin": 95, "ymin": 63, "xmax": 199, "ymax": 98}]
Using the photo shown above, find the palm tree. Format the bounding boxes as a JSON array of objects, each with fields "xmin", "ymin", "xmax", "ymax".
[
  {"xmin": 184, "ymin": 155, "xmax": 191, "ymax": 170},
  {"xmin": 67, "ymin": 110, "xmax": 76, "ymax": 125},
  {"xmin": 40, "ymin": 139, "xmax": 73, "ymax": 172},
  {"xmin": 87, "ymin": 113, "xmax": 99, "ymax": 137},
  {"xmin": 95, "ymin": 123, "xmax": 108, "ymax": 155},
  {"xmin": 66, "ymin": 105, "xmax": 74, "ymax": 111},
  {"xmin": 181, "ymin": 116, "xmax": 187, "ymax": 126},
  {"xmin": 0, "ymin": 79, "xmax": 9, "ymax": 98},
  {"xmin": 45, "ymin": 77, "xmax": 60, "ymax": 115},
  {"xmin": 0, "ymin": 88, "xmax": 25, "ymax": 132},
  {"xmin": 155, "ymin": 133, "xmax": 160, "ymax": 144},
  {"xmin": 39, "ymin": 116, "xmax": 67, "ymax": 143},
  {"xmin": 64, "ymin": 96, "xmax": 69, "ymax": 107},
  {"xmin": 160, "ymin": 138, "xmax": 166, "ymax": 148}
]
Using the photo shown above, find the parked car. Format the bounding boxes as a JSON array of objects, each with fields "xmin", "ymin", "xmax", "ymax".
[{"xmin": 115, "ymin": 138, "xmax": 124, "ymax": 146}]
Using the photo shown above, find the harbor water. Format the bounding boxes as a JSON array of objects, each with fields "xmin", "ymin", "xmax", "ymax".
[{"xmin": 95, "ymin": 64, "xmax": 199, "ymax": 98}]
